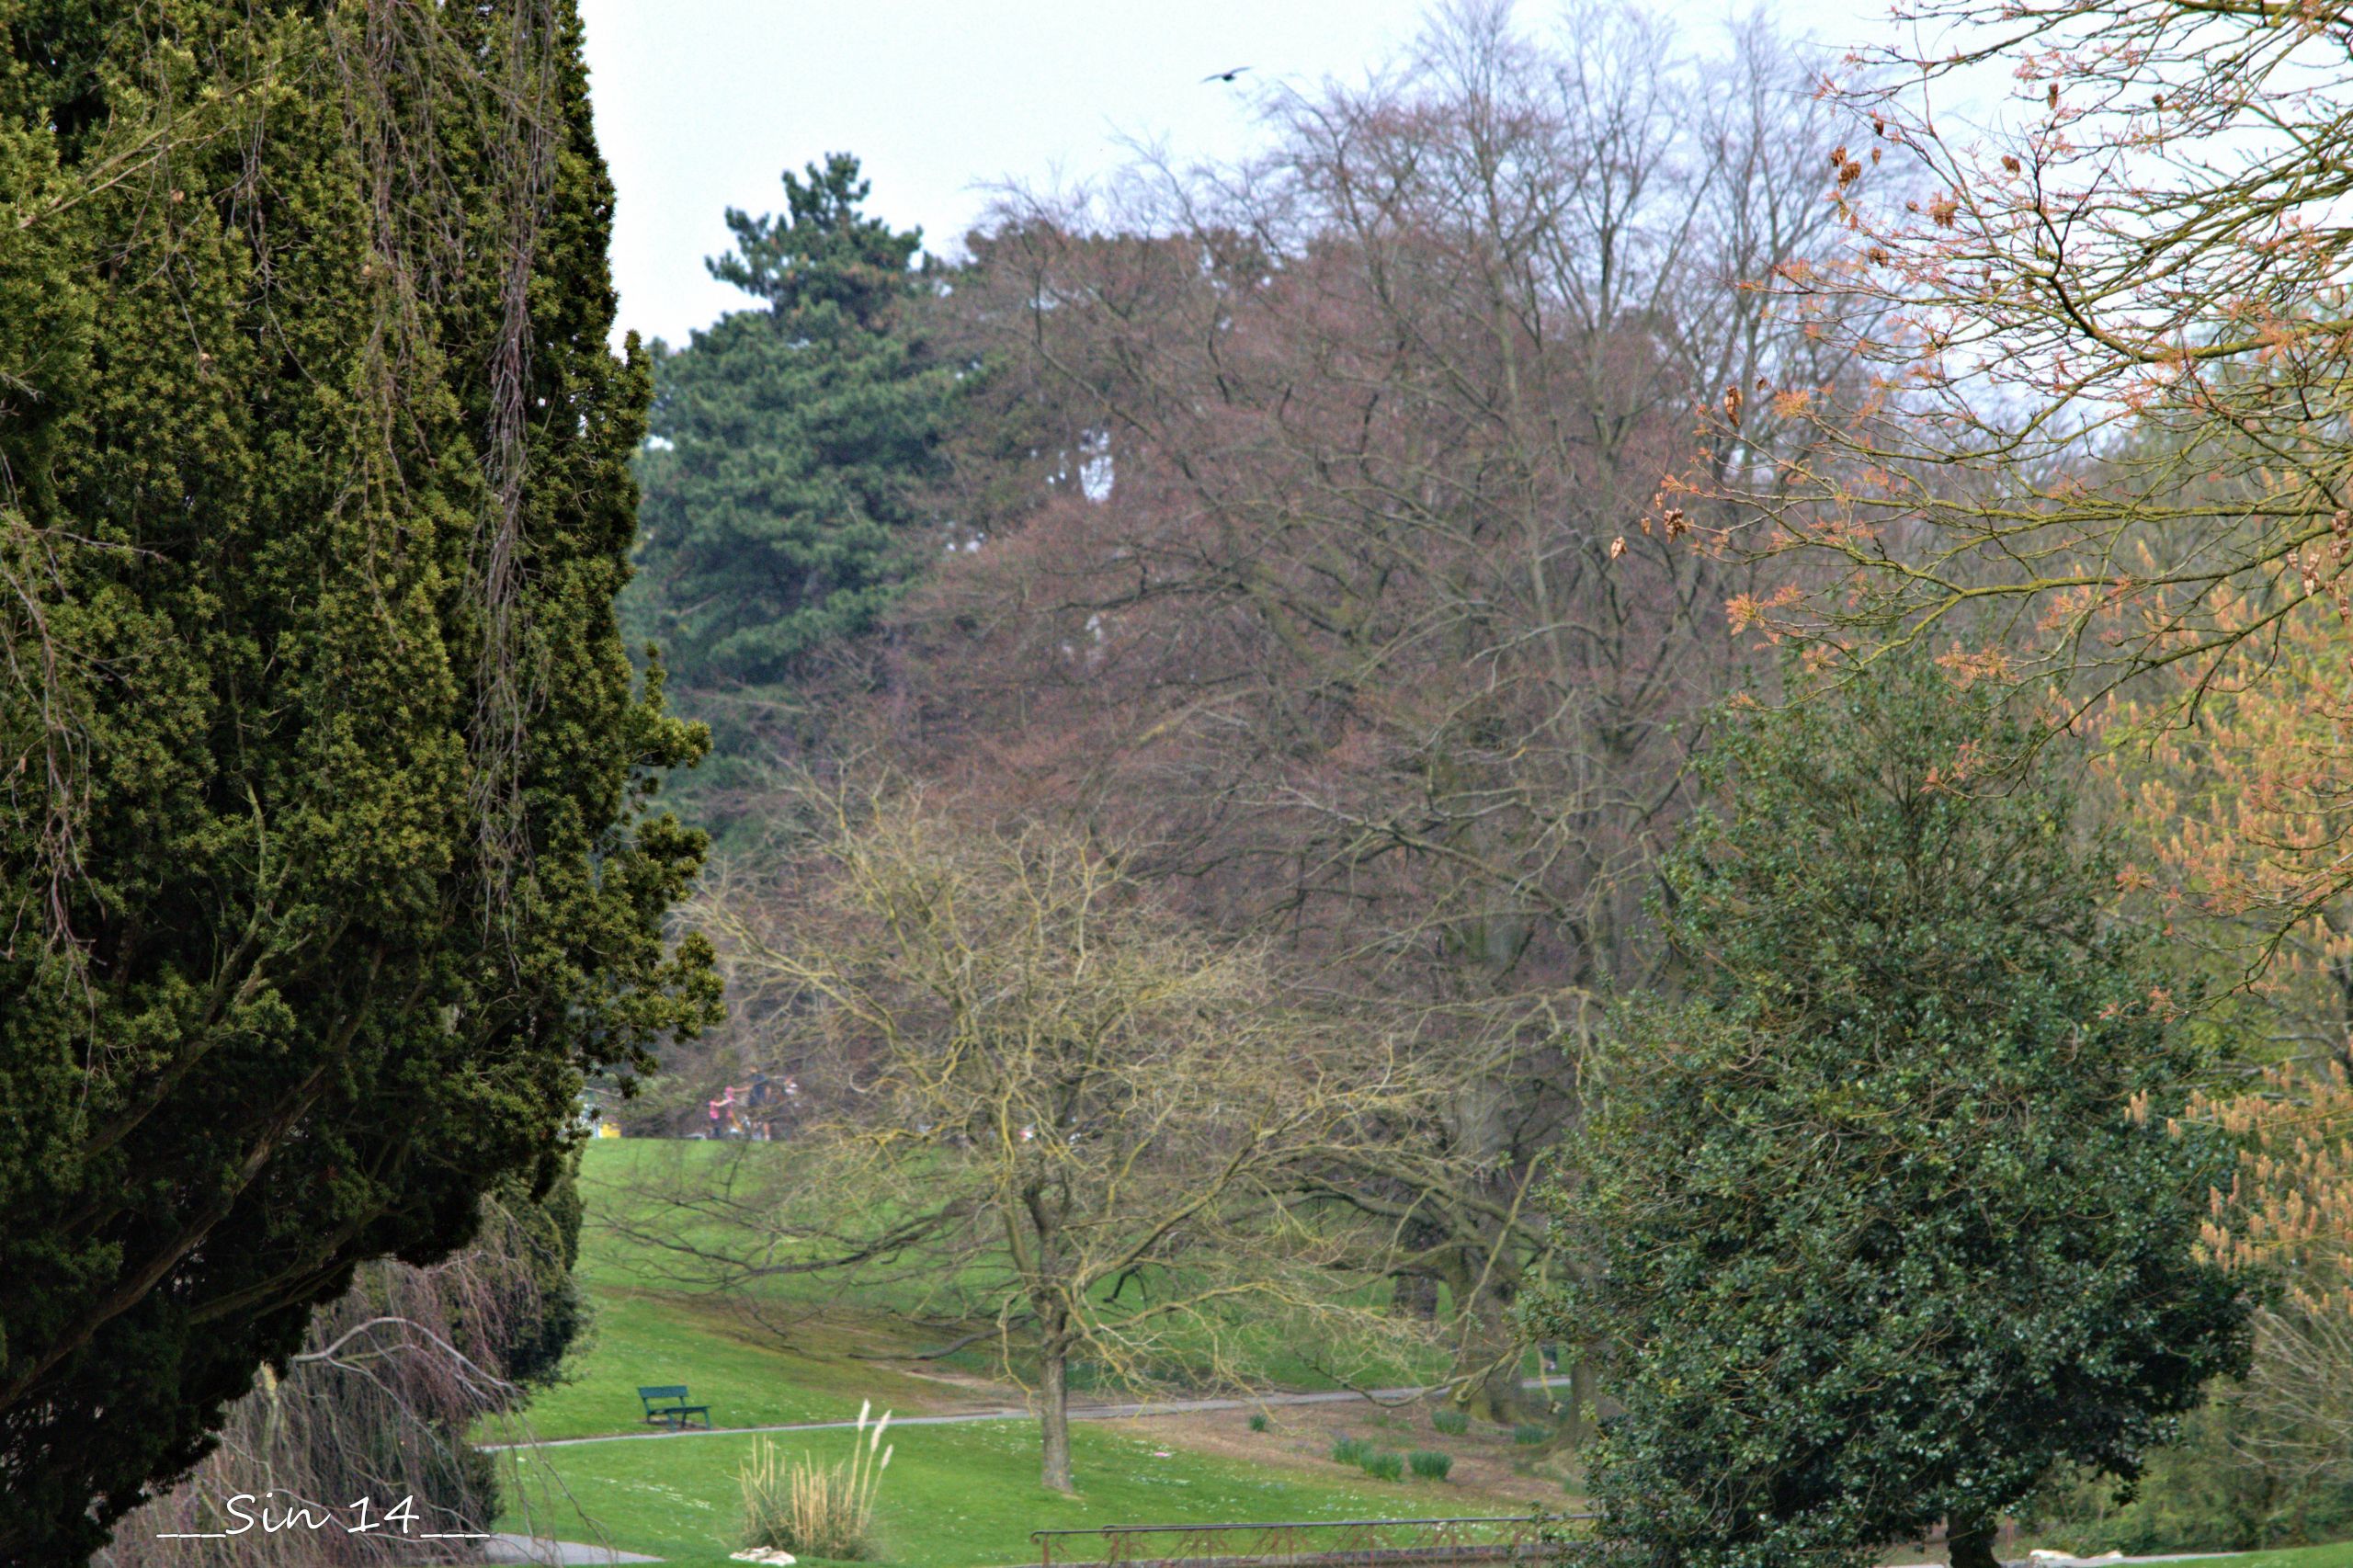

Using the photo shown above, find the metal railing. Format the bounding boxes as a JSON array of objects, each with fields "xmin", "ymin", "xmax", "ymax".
[{"xmin": 1030, "ymin": 1514, "xmax": 1597, "ymax": 1567}]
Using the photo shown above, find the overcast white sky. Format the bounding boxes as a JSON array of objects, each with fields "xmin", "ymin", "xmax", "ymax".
[{"xmin": 577, "ymin": 0, "xmax": 1919, "ymax": 349}]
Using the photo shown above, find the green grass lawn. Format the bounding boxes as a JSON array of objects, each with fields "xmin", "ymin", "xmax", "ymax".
[
  {"xmin": 2165, "ymin": 1545, "xmax": 2353, "ymax": 1568},
  {"xmin": 577, "ymin": 1139, "xmax": 1451, "ymax": 1397},
  {"xmin": 500, "ymin": 1142, "xmax": 1534, "ymax": 1563},
  {"xmin": 499, "ymin": 1287, "xmax": 952, "ymax": 1441},
  {"xmin": 498, "ymin": 1415, "xmax": 1483, "ymax": 1567}
]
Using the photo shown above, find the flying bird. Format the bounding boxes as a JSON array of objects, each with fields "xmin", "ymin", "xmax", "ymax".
[{"xmin": 1202, "ymin": 65, "xmax": 1252, "ymax": 84}]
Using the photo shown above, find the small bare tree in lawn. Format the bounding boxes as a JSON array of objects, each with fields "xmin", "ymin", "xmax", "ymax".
[{"xmin": 617, "ymin": 792, "xmax": 1438, "ymax": 1495}]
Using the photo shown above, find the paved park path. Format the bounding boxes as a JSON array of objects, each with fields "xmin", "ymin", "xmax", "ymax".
[
  {"xmin": 477, "ymin": 1534, "xmax": 659, "ymax": 1564},
  {"xmin": 482, "ymin": 1377, "xmax": 1578, "ymax": 1453}
]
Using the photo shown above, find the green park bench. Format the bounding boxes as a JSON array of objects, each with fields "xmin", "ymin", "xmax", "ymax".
[{"xmin": 636, "ymin": 1384, "xmax": 712, "ymax": 1430}]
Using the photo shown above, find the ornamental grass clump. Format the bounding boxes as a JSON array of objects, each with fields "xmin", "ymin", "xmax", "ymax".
[
  {"xmin": 1361, "ymin": 1450, "xmax": 1404, "ymax": 1482},
  {"xmin": 740, "ymin": 1400, "xmax": 894, "ymax": 1560},
  {"xmin": 1512, "ymin": 1422, "xmax": 1550, "ymax": 1446},
  {"xmin": 1409, "ymin": 1449, "xmax": 1453, "ymax": 1480},
  {"xmin": 1331, "ymin": 1435, "xmax": 1374, "ymax": 1466},
  {"xmin": 1430, "ymin": 1408, "xmax": 1469, "ymax": 1437}
]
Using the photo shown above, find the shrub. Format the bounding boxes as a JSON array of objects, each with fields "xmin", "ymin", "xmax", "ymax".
[
  {"xmin": 740, "ymin": 1403, "xmax": 894, "ymax": 1561},
  {"xmin": 1332, "ymin": 1436, "xmax": 1375, "ymax": 1466},
  {"xmin": 1513, "ymin": 1423, "xmax": 1550, "ymax": 1446},
  {"xmin": 1524, "ymin": 657, "xmax": 2256, "ymax": 1568},
  {"xmin": 1431, "ymin": 1408, "xmax": 1470, "ymax": 1437},
  {"xmin": 1362, "ymin": 1451, "xmax": 1404, "ymax": 1482},
  {"xmin": 1410, "ymin": 1449, "xmax": 1455, "ymax": 1480},
  {"xmin": 1248, "ymin": 1412, "xmax": 1269, "ymax": 1433}
]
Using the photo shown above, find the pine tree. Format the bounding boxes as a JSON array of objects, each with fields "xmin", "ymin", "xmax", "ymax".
[
  {"xmin": 629, "ymin": 153, "xmax": 952, "ymax": 688},
  {"xmin": 1528, "ymin": 658, "xmax": 2256, "ymax": 1568},
  {"xmin": 0, "ymin": 4, "xmax": 716, "ymax": 1559}
]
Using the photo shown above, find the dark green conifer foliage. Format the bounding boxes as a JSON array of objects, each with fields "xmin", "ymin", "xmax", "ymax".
[
  {"xmin": 628, "ymin": 153, "xmax": 952, "ymax": 688},
  {"xmin": 1527, "ymin": 658, "xmax": 2255, "ymax": 1568},
  {"xmin": 0, "ymin": 3, "xmax": 717, "ymax": 1559}
]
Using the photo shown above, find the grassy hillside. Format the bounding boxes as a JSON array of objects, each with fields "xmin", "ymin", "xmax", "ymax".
[
  {"xmin": 577, "ymin": 1137, "xmax": 1455, "ymax": 1394},
  {"xmin": 495, "ymin": 1141, "xmax": 1562, "ymax": 1564},
  {"xmin": 502, "ymin": 1288, "xmax": 952, "ymax": 1442}
]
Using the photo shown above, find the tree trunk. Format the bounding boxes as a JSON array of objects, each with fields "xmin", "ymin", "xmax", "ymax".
[
  {"xmin": 1558, "ymin": 1356, "xmax": 1598, "ymax": 1449},
  {"xmin": 1948, "ymin": 1516, "xmax": 2002, "ymax": 1568},
  {"xmin": 1453, "ymin": 1288, "xmax": 1539, "ymax": 1425},
  {"xmin": 1040, "ymin": 1339, "xmax": 1074, "ymax": 1494},
  {"xmin": 1396, "ymin": 1270, "xmax": 1440, "ymax": 1321},
  {"xmin": 1461, "ymin": 1335, "xmax": 1540, "ymax": 1425}
]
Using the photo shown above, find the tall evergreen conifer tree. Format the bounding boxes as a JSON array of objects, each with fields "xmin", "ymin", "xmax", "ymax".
[
  {"xmin": 1529, "ymin": 659, "xmax": 2255, "ymax": 1568},
  {"xmin": 0, "ymin": 4, "xmax": 716, "ymax": 1559},
  {"xmin": 630, "ymin": 153, "xmax": 951, "ymax": 688}
]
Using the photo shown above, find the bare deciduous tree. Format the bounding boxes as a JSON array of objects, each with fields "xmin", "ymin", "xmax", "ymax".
[
  {"xmin": 610, "ymin": 792, "xmax": 1439, "ymax": 1494},
  {"xmin": 859, "ymin": 1, "xmax": 1859, "ymax": 1424},
  {"xmin": 1729, "ymin": 0, "xmax": 2353, "ymax": 711}
]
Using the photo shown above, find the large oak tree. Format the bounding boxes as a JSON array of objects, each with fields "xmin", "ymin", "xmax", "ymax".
[{"xmin": 876, "ymin": 3, "xmax": 1861, "ymax": 1423}]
